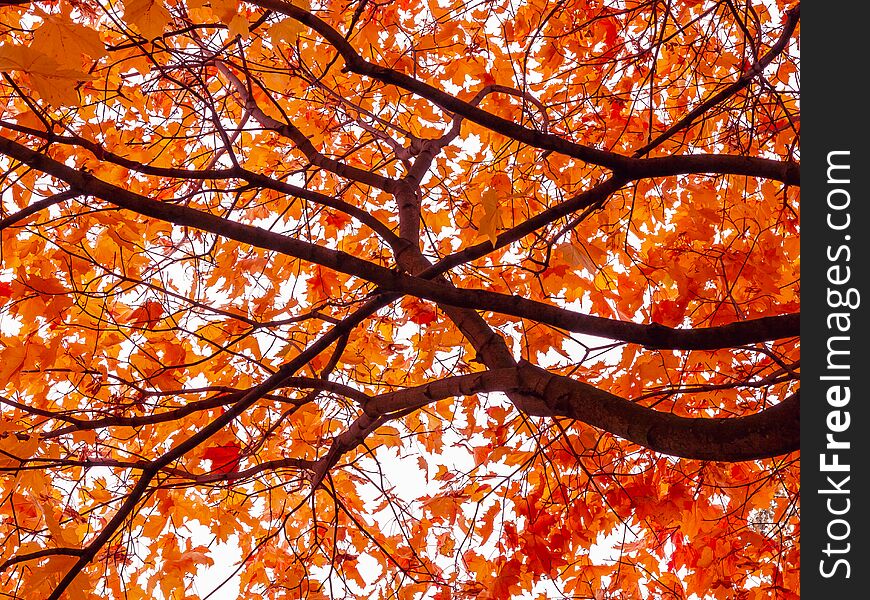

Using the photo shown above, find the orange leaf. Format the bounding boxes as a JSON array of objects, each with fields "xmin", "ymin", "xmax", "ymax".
[
  {"xmin": 123, "ymin": 0, "xmax": 171, "ymax": 40},
  {"xmin": 0, "ymin": 44, "xmax": 94, "ymax": 105}
]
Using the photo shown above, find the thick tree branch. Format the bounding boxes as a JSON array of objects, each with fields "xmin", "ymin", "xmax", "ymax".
[
  {"xmin": 624, "ymin": 153, "xmax": 798, "ymax": 185},
  {"xmin": 515, "ymin": 361, "xmax": 799, "ymax": 461},
  {"xmin": 308, "ymin": 368, "xmax": 529, "ymax": 487},
  {"xmin": 0, "ymin": 2, "xmax": 801, "ymax": 597},
  {"xmin": 391, "ymin": 234, "xmax": 799, "ymax": 462},
  {"xmin": 300, "ymin": 364, "xmax": 799, "ymax": 477},
  {"xmin": 249, "ymin": 0, "xmax": 800, "ymax": 186},
  {"xmin": 0, "ymin": 135, "xmax": 797, "ymax": 353}
]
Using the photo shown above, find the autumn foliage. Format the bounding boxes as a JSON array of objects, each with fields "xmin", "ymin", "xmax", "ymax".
[{"xmin": 0, "ymin": 0, "xmax": 799, "ymax": 599}]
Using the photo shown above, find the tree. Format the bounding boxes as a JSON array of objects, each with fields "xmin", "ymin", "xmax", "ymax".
[{"xmin": 0, "ymin": 0, "xmax": 799, "ymax": 598}]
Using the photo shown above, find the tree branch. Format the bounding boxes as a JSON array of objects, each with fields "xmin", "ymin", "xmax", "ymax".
[
  {"xmin": 44, "ymin": 293, "xmax": 397, "ymax": 600},
  {"xmin": 300, "ymin": 364, "xmax": 799, "ymax": 480},
  {"xmin": 37, "ymin": 377, "xmax": 368, "ymax": 439},
  {"xmin": 216, "ymin": 61, "xmax": 400, "ymax": 194},
  {"xmin": 0, "ymin": 121, "xmax": 401, "ymax": 247},
  {"xmin": 633, "ymin": 4, "xmax": 801, "ymax": 157},
  {"xmin": 0, "ymin": 189, "xmax": 79, "ymax": 229},
  {"xmin": 0, "ymin": 135, "xmax": 798, "ymax": 353},
  {"xmin": 248, "ymin": 0, "xmax": 800, "ymax": 186},
  {"xmin": 515, "ymin": 361, "xmax": 799, "ymax": 461}
]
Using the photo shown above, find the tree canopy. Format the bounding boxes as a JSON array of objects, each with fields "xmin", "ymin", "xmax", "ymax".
[{"xmin": 0, "ymin": 0, "xmax": 799, "ymax": 598}]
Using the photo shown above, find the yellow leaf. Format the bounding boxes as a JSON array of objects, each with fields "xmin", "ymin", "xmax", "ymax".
[
  {"xmin": 37, "ymin": 505, "xmax": 91, "ymax": 600},
  {"xmin": 207, "ymin": 0, "xmax": 249, "ymax": 37},
  {"xmin": 40, "ymin": 501, "xmax": 77, "ymax": 546},
  {"xmin": 124, "ymin": 0, "xmax": 171, "ymax": 40},
  {"xmin": 593, "ymin": 269, "xmax": 612, "ymax": 291},
  {"xmin": 476, "ymin": 188, "xmax": 504, "ymax": 246},
  {"xmin": 210, "ymin": 0, "xmax": 248, "ymax": 37},
  {"xmin": 269, "ymin": 18, "xmax": 304, "ymax": 45},
  {"xmin": 0, "ymin": 44, "xmax": 93, "ymax": 106},
  {"xmin": 556, "ymin": 243, "xmax": 599, "ymax": 272},
  {"xmin": 226, "ymin": 13, "xmax": 250, "ymax": 39},
  {"xmin": 371, "ymin": 425, "xmax": 402, "ymax": 449},
  {"xmin": 210, "ymin": 0, "xmax": 238, "ymax": 20},
  {"xmin": 39, "ymin": 556, "xmax": 90, "ymax": 600}
]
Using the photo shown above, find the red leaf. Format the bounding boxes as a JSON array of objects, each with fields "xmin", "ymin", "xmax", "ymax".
[
  {"xmin": 324, "ymin": 211, "xmax": 352, "ymax": 229},
  {"xmin": 203, "ymin": 443, "xmax": 242, "ymax": 474},
  {"xmin": 405, "ymin": 299, "xmax": 437, "ymax": 325},
  {"xmin": 491, "ymin": 558, "xmax": 522, "ymax": 599},
  {"xmin": 127, "ymin": 299, "xmax": 164, "ymax": 329},
  {"xmin": 651, "ymin": 298, "xmax": 688, "ymax": 328}
]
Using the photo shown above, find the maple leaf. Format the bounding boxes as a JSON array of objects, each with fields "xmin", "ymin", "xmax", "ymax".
[
  {"xmin": 203, "ymin": 443, "xmax": 242, "ymax": 474},
  {"xmin": 126, "ymin": 299, "xmax": 165, "ymax": 329},
  {"xmin": 31, "ymin": 11, "xmax": 107, "ymax": 68},
  {"xmin": 476, "ymin": 188, "xmax": 505, "ymax": 246},
  {"xmin": 651, "ymin": 297, "xmax": 689, "ymax": 327},
  {"xmin": 210, "ymin": 0, "xmax": 250, "ymax": 38},
  {"xmin": 0, "ymin": 44, "xmax": 94, "ymax": 105},
  {"xmin": 123, "ymin": 0, "xmax": 171, "ymax": 40},
  {"xmin": 0, "ymin": 337, "xmax": 34, "ymax": 387},
  {"xmin": 323, "ymin": 209, "xmax": 353, "ymax": 230},
  {"xmin": 490, "ymin": 558, "xmax": 523, "ymax": 599},
  {"xmin": 404, "ymin": 298, "xmax": 438, "ymax": 325},
  {"xmin": 0, "ymin": 433, "xmax": 38, "ymax": 468},
  {"xmin": 269, "ymin": 17, "xmax": 305, "ymax": 46},
  {"xmin": 307, "ymin": 266, "xmax": 341, "ymax": 303}
]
